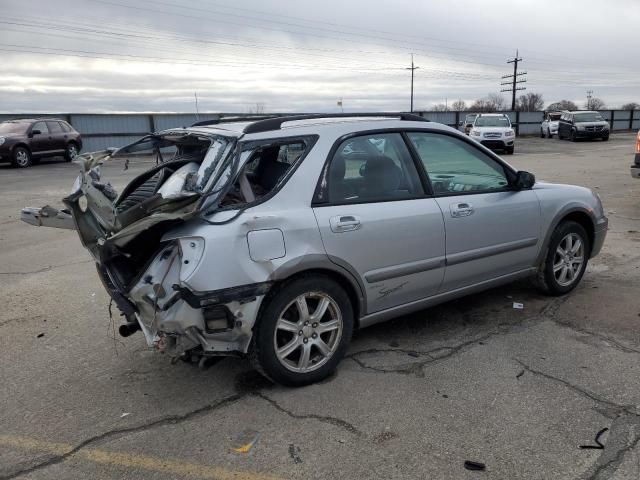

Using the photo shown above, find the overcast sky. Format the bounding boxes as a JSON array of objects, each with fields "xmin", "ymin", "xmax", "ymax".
[{"xmin": 1, "ymin": 0, "xmax": 638, "ymax": 113}]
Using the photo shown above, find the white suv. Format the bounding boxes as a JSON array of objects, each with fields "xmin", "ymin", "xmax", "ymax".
[
  {"xmin": 469, "ymin": 114, "xmax": 516, "ymax": 154},
  {"xmin": 22, "ymin": 114, "xmax": 607, "ymax": 386}
]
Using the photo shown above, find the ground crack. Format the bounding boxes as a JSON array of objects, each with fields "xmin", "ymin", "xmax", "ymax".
[
  {"xmin": 552, "ymin": 320, "xmax": 640, "ymax": 355},
  {"xmin": 0, "ymin": 393, "xmax": 246, "ymax": 480},
  {"xmin": 254, "ymin": 392, "xmax": 361, "ymax": 436},
  {"xmin": 0, "ymin": 260, "xmax": 92, "ymax": 276}
]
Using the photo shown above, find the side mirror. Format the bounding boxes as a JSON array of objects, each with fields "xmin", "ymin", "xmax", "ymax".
[
  {"xmin": 31, "ymin": 129, "xmax": 42, "ymax": 136},
  {"xmin": 513, "ymin": 170, "xmax": 535, "ymax": 190}
]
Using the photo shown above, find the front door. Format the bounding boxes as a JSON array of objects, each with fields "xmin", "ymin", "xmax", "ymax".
[
  {"xmin": 406, "ymin": 131, "xmax": 541, "ymax": 291},
  {"xmin": 312, "ymin": 132, "xmax": 446, "ymax": 314},
  {"xmin": 29, "ymin": 121, "xmax": 51, "ymax": 154}
]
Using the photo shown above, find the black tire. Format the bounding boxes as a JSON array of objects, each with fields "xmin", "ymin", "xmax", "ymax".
[
  {"xmin": 570, "ymin": 130, "xmax": 577, "ymax": 142},
  {"xmin": 540, "ymin": 129, "xmax": 545, "ymax": 138},
  {"xmin": 12, "ymin": 146, "xmax": 32, "ymax": 168},
  {"xmin": 557, "ymin": 130, "xmax": 563, "ymax": 140},
  {"xmin": 602, "ymin": 135, "xmax": 609, "ymax": 141},
  {"xmin": 505, "ymin": 146, "xmax": 514, "ymax": 155},
  {"xmin": 249, "ymin": 275, "xmax": 354, "ymax": 386},
  {"xmin": 64, "ymin": 142, "xmax": 79, "ymax": 162},
  {"xmin": 534, "ymin": 221, "xmax": 590, "ymax": 296},
  {"xmin": 547, "ymin": 129, "xmax": 553, "ymax": 139}
]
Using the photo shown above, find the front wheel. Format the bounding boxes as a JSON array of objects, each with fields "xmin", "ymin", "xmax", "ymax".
[
  {"xmin": 505, "ymin": 146, "xmax": 514, "ymax": 155},
  {"xmin": 570, "ymin": 130, "xmax": 577, "ymax": 142},
  {"xmin": 602, "ymin": 135, "xmax": 609, "ymax": 141},
  {"xmin": 534, "ymin": 221, "xmax": 590, "ymax": 296},
  {"xmin": 540, "ymin": 129, "xmax": 545, "ymax": 138},
  {"xmin": 12, "ymin": 146, "xmax": 32, "ymax": 168},
  {"xmin": 249, "ymin": 275, "xmax": 354, "ymax": 386}
]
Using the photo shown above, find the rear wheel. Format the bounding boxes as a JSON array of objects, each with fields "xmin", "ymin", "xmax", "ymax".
[
  {"xmin": 64, "ymin": 142, "xmax": 79, "ymax": 161},
  {"xmin": 534, "ymin": 221, "xmax": 590, "ymax": 296},
  {"xmin": 249, "ymin": 275, "xmax": 353, "ymax": 386},
  {"xmin": 540, "ymin": 128, "xmax": 545, "ymax": 138},
  {"xmin": 12, "ymin": 146, "xmax": 32, "ymax": 168}
]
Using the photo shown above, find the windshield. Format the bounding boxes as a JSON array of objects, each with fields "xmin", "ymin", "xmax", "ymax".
[
  {"xmin": 548, "ymin": 114, "xmax": 561, "ymax": 121},
  {"xmin": 475, "ymin": 117, "xmax": 511, "ymax": 127},
  {"xmin": 465, "ymin": 115, "xmax": 477, "ymax": 123},
  {"xmin": 574, "ymin": 113, "xmax": 604, "ymax": 122},
  {"xmin": 0, "ymin": 122, "xmax": 29, "ymax": 134}
]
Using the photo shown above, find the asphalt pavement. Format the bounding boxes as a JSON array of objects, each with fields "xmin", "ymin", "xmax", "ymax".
[{"xmin": 1, "ymin": 133, "xmax": 639, "ymax": 479}]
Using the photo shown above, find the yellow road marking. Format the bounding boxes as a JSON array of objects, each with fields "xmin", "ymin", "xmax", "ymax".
[{"xmin": 0, "ymin": 435, "xmax": 284, "ymax": 480}]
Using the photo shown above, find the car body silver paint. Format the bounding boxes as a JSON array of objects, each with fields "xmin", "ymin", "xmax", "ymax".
[
  {"xmin": 22, "ymin": 118, "xmax": 608, "ymax": 358},
  {"xmin": 247, "ymin": 229, "xmax": 286, "ymax": 262}
]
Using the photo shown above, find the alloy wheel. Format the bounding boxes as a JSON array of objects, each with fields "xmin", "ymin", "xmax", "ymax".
[
  {"xmin": 553, "ymin": 233, "xmax": 585, "ymax": 287},
  {"xmin": 15, "ymin": 150, "xmax": 29, "ymax": 167},
  {"xmin": 273, "ymin": 292, "xmax": 343, "ymax": 373}
]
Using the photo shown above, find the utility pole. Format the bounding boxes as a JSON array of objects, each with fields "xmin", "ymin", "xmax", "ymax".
[
  {"xmin": 501, "ymin": 50, "xmax": 527, "ymax": 110},
  {"xmin": 194, "ymin": 92, "xmax": 200, "ymax": 121},
  {"xmin": 405, "ymin": 54, "xmax": 419, "ymax": 112},
  {"xmin": 586, "ymin": 90, "xmax": 593, "ymax": 110}
]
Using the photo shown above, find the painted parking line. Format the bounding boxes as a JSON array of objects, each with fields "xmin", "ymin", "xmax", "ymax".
[{"xmin": 0, "ymin": 435, "xmax": 284, "ymax": 480}]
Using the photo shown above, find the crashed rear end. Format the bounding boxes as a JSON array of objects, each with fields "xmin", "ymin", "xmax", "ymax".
[{"xmin": 22, "ymin": 128, "xmax": 258, "ymax": 358}]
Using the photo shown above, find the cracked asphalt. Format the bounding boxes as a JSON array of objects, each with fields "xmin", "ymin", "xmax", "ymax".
[{"xmin": 1, "ymin": 133, "xmax": 639, "ymax": 479}]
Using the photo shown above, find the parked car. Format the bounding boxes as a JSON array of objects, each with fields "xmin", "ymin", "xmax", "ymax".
[
  {"xmin": 541, "ymin": 111, "xmax": 562, "ymax": 138},
  {"xmin": 21, "ymin": 113, "xmax": 607, "ymax": 386},
  {"xmin": 632, "ymin": 130, "xmax": 640, "ymax": 178},
  {"xmin": 459, "ymin": 113, "xmax": 478, "ymax": 135},
  {"xmin": 0, "ymin": 118, "xmax": 82, "ymax": 168},
  {"xmin": 557, "ymin": 111, "xmax": 609, "ymax": 141},
  {"xmin": 469, "ymin": 113, "xmax": 515, "ymax": 154}
]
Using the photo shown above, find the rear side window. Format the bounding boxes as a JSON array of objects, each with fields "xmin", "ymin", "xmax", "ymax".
[
  {"xmin": 59, "ymin": 122, "xmax": 73, "ymax": 132},
  {"xmin": 407, "ymin": 132, "xmax": 509, "ymax": 195},
  {"xmin": 322, "ymin": 133, "xmax": 423, "ymax": 204},
  {"xmin": 47, "ymin": 121, "xmax": 63, "ymax": 133}
]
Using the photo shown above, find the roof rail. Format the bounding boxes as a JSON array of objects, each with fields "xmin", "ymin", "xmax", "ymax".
[
  {"xmin": 191, "ymin": 115, "xmax": 275, "ymax": 127},
  {"xmin": 242, "ymin": 112, "xmax": 429, "ymax": 134}
]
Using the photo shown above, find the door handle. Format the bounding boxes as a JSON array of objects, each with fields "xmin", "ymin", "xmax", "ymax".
[
  {"xmin": 330, "ymin": 215, "xmax": 361, "ymax": 233},
  {"xmin": 450, "ymin": 202, "xmax": 474, "ymax": 218}
]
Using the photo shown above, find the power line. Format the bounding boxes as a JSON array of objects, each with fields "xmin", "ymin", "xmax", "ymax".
[{"xmin": 500, "ymin": 50, "xmax": 527, "ymax": 110}]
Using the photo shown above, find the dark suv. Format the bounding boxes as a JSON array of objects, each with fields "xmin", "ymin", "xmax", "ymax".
[
  {"xmin": 557, "ymin": 111, "xmax": 610, "ymax": 142},
  {"xmin": 0, "ymin": 119, "xmax": 82, "ymax": 168}
]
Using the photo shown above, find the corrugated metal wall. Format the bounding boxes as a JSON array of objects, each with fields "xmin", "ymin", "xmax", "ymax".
[{"xmin": 1, "ymin": 111, "xmax": 638, "ymax": 152}]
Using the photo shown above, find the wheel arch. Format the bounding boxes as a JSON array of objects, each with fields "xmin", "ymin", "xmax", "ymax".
[
  {"xmin": 12, "ymin": 143, "xmax": 31, "ymax": 154},
  {"xmin": 536, "ymin": 207, "xmax": 596, "ymax": 266},
  {"xmin": 266, "ymin": 255, "xmax": 366, "ymax": 328}
]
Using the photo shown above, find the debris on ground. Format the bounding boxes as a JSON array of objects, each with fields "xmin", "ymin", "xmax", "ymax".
[
  {"xmin": 120, "ymin": 412, "xmax": 131, "ymax": 418},
  {"xmin": 579, "ymin": 427, "xmax": 608, "ymax": 449},
  {"xmin": 407, "ymin": 351, "xmax": 420, "ymax": 358},
  {"xmin": 231, "ymin": 429, "xmax": 260, "ymax": 454},
  {"xmin": 516, "ymin": 369, "xmax": 525, "ymax": 379},
  {"xmin": 464, "ymin": 460, "xmax": 486, "ymax": 471},
  {"xmin": 36, "ymin": 333, "xmax": 45, "ymax": 338},
  {"xmin": 288, "ymin": 443, "xmax": 303, "ymax": 463},
  {"xmin": 513, "ymin": 302, "xmax": 524, "ymax": 309}
]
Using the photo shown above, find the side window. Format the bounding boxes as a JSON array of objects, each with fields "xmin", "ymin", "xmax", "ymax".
[
  {"xmin": 32, "ymin": 122, "xmax": 49, "ymax": 134},
  {"xmin": 60, "ymin": 122, "xmax": 73, "ymax": 132},
  {"xmin": 220, "ymin": 139, "xmax": 311, "ymax": 207},
  {"xmin": 47, "ymin": 121, "xmax": 63, "ymax": 133},
  {"xmin": 407, "ymin": 132, "xmax": 509, "ymax": 195},
  {"xmin": 326, "ymin": 133, "xmax": 423, "ymax": 204}
]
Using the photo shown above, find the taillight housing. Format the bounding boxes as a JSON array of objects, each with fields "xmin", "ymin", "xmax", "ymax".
[{"xmin": 636, "ymin": 131, "xmax": 640, "ymax": 154}]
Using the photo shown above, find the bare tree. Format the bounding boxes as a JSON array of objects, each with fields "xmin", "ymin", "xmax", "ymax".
[
  {"xmin": 470, "ymin": 93, "xmax": 506, "ymax": 112},
  {"xmin": 516, "ymin": 92, "xmax": 544, "ymax": 112},
  {"xmin": 546, "ymin": 100, "xmax": 579, "ymax": 111},
  {"xmin": 585, "ymin": 98, "xmax": 605, "ymax": 110},
  {"xmin": 621, "ymin": 102, "xmax": 640, "ymax": 110},
  {"xmin": 487, "ymin": 93, "xmax": 506, "ymax": 111},
  {"xmin": 451, "ymin": 99, "xmax": 466, "ymax": 111},
  {"xmin": 431, "ymin": 103, "xmax": 448, "ymax": 112}
]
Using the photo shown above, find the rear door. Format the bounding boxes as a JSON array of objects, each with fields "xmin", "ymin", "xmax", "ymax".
[
  {"xmin": 29, "ymin": 121, "xmax": 50, "ymax": 153},
  {"xmin": 46, "ymin": 121, "xmax": 67, "ymax": 153},
  {"xmin": 313, "ymin": 132, "xmax": 446, "ymax": 314},
  {"xmin": 406, "ymin": 131, "xmax": 541, "ymax": 291}
]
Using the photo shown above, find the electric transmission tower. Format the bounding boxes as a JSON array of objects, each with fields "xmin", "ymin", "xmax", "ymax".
[{"xmin": 501, "ymin": 50, "xmax": 527, "ymax": 110}]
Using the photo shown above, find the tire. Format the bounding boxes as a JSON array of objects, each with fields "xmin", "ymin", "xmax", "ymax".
[
  {"xmin": 547, "ymin": 129, "xmax": 553, "ymax": 139},
  {"xmin": 12, "ymin": 146, "xmax": 32, "ymax": 168},
  {"xmin": 602, "ymin": 135, "xmax": 609, "ymax": 141},
  {"xmin": 557, "ymin": 130, "xmax": 563, "ymax": 140},
  {"xmin": 249, "ymin": 275, "xmax": 354, "ymax": 386},
  {"xmin": 534, "ymin": 221, "xmax": 590, "ymax": 296},
  {"xmin": 540, "ymin": 129, "xmax": 545, "ymax": 138},
  {"xmin": 505, "ymin": 146, "xmax": 514, "ymax": 155},
  {"xmin": 64, "ymin": 142, "xmax": 79, "ymax": 162},
  {"xmin": 570, "ymin": 130, "xmax": 577, "ymax": 142}
]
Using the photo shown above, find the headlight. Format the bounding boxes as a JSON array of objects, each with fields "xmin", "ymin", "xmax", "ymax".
[
  {"xmin": 0, "ymin": 137, "xmax": 5, "ymax": 146},
  {"xmin": 577, "ymin": 125, "xmax": 585, "ymax": 131},
  {"xmin": 471, "ymin": 130, "xmax": 481, "ymax": 136},
  {"xmin": 504, "ymin": 130, "xmax": 515, "ymax": 137},
  {"xmin": 602, "ymin": 123, "xmax": 610, "ymax": 130}
]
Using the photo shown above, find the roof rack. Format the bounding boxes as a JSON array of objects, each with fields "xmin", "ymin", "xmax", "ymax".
[
  {"xmin": 242, "ymin": 112, "xmax": 428, "ymax": 134},
  {"xmin": 191, "ymin": 115, "xmax": 274, "ymax": 128}
]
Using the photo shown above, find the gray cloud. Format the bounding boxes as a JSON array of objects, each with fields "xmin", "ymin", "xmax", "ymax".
[{"xmin": 1, "ymin": 0, "xmax": 638, "ymax": 113}]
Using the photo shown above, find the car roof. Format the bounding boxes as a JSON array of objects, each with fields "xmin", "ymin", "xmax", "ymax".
[
  {"xmin": 2, "ymin": 118, "xmax": 68, "ymax": 123},
  {"xmin": 477, "ymin": 113, "xmax": 509, "ymax": 117}
]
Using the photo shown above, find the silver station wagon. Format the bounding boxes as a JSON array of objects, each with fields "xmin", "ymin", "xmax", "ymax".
[{"xmin": 22, "ymin": 113, "xmax": 608, "ymax": 386}]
